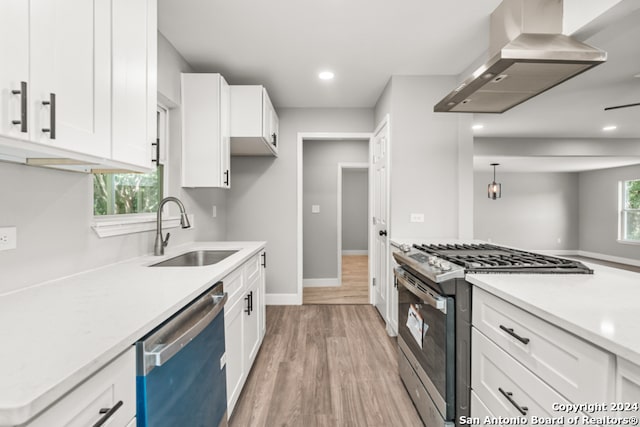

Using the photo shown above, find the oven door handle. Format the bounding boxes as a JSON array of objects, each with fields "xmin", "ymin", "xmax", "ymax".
[{"xmin": 395, "ymin": 270, "xmax": 447, "ymax": 314}]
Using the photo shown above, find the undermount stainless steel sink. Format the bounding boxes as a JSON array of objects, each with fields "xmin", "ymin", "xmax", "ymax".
[{"xmin": 150, "ymin": 250, "xmax": 238, "ymax": 267}]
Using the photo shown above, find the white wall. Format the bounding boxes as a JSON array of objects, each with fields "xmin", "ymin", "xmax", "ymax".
[
  {"xmin": 579, "ymin": 164, "xmax": 640, "ymax": 260},
  {"xmin": 0, "ymin": 33, "xmax": 226, "ymax": 295},
  {"xmin": 342, "ymin": 169, "xmax": 369, "ymax": 252},
  {"xmin": 374, "ymin": 75, "xmax": 474, "ymax": 239},
  {"xmin": 226, "ymin": 108, "xmax": 374, "ymax": 296},
  {"xmin": 303, "ymin": 140, "xmax": 368, "ymax": 280},
  {"xmin": 474, "ymin": 172, "xmax": 580, "ymax": 251}
]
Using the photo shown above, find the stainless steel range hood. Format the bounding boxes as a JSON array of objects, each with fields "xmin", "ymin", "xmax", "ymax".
[{"xmin": 434, "ymin": 0, "xmax": 607, "ymax": 113}]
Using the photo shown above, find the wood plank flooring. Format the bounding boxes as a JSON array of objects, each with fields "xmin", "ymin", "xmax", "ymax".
[
  {"xmin": 303, "ymin": 255, "xmax": 369, "ymax": 305},
  {"xmin": 229, "ymin": 305, "xmax": 422, "ymax": 427}
]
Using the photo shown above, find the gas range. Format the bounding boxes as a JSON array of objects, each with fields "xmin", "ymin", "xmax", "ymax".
[{"xmin": 394, "ymin": 242, "xmax": 593, "ymax": 283}]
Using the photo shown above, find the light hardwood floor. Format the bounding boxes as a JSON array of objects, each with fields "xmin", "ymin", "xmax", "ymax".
[
  {"xmin": 229, "ymin": 305, "xmax": 422, "ymax": 427},
  {"xmin": 303, "ymin": 255, "xmax": 369, "ymax": 305}
]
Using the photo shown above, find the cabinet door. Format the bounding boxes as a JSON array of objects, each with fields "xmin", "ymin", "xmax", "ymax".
[
  {"xmin": 30, "ymin": 0, "xmax": 111, "ymax": 157},
  {"xmin": 617, "ymin": 358, "xmax": 640, "ymax": 418},
  {"xmin": 261, "ymin": 89, "xmax": 278, "ymax": 154},
  {"xmin": 260, "ymin": 252, "xmax": 266, "ymax": 337},
  {"xmin": 0, "ymin": 0, "xmax": 29, "ymax": 140},
  {"xmin": 225, "ymin": 296, "xmax": 245, "ymax": 415},
  {"xmin": 182, "ymin": 73, "xmax": 228, "ymax": 188},
  {"xmin": 220, "ymin": 76, "xmax": 231, "ymax": 188},
  {"xmin": 244, "ymin": 275, "xmax": 261, "ymax": 367},
  {"xmin": 111, "ymin": 0, "xmax": 156, "ymax": 169}
]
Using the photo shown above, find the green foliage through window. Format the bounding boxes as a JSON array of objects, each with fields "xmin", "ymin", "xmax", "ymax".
[
  {"xmin": 622, "ymin": 179, "xmax": 640, "ymax": 241},
  {"xmin": 93, "ymin": 165, "xmax": 163, "ymax": 216}
]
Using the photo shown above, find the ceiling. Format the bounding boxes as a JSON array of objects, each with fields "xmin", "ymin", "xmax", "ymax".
[
  {"xmin": 158, "ymin": 0, "xmax": 501, "ymax": 108},
  {"xmin": 159, "ymin": 0, "xmax": 640, "ymax": 172}
]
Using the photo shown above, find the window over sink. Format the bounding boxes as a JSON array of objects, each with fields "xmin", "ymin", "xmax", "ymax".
[
  {"xmin": 91, "ymin": 106, "xmax": 170, "ymax": 238},
  {"xmin": 620, "ymin": 179, "xmax": 640, "ymax": 242}
]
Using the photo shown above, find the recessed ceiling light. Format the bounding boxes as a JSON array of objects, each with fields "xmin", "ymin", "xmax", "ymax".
[
  {"xmin": 319, "ymin": 71, "xmax": 334, "ymax": 80},
  {"xmin": 602, "ymin": 125, "xmax": 617, "ymax": 131},
  {"xmin": 472, "ymin": 124, "xmax": 484, "ymax": 130}
]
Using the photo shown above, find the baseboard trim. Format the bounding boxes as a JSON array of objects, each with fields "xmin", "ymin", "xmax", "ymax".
[
  {"xmin": 303, "ymin": 278, "xmax": 340, "ymax": 287},
  {"xmin": 265, "ymin": 293, "xmax": 300, "ymax": 305},
  {"xmin": 342, "ymin": 250, "xmax": 368, "ymax": 256},
  {"xmin": 577, "ymin": 250, "xmax": 640, "ymax": 268}
]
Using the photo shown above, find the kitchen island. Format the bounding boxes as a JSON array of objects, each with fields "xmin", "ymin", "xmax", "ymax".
[
  {"xmin": 0, "ymin": 241, "xmax": 265, "ymax": 426},
  {"xmin": 467, "ymin": 262, "xmax": 640, "ymax": 366}
]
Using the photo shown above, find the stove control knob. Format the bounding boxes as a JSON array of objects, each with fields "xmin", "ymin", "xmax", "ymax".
[
  {"xmin": 440, "ymin": 261, "xmax": 452, "ymax": 271},
  {"xmin": 428, "ymin": 256, "xmax": 438, "ymax": 265},
  {"xmin": 399, "ymin": 244, "xmax": 412, "ymax": 253}
]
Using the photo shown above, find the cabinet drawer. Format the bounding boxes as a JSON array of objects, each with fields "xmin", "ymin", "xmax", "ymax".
[
  {"xmin": 473, "ymin": 328, "xmax": 571, "ymax": 420},
  {"xmin": 26, "ymin": 347, "xmax": 135, "ymax": 427},
  {"xmin": 473, "ymin": 287, "xmax": 614, "ymax": 403},
  {"xmin": 223, "ymin": 267, "xmax": 245, "ymax": 309},
  {"xmin": 244, "ymin": 253, "xmax": 261, "ymax": 285}
]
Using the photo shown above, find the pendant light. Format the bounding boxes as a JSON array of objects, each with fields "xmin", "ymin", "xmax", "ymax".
[{"xmin": 488, "ymin": 163, "xmax": 502, "ymax": 200}]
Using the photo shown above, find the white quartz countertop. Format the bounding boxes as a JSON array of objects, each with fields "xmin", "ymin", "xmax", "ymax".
[
  {"xmin": 467, "ymin": 262, "xmax": 640, "ymax": 366},
  {"xmin": 0, "ymin": 241, "xmax": 265, "ymax": 425}
]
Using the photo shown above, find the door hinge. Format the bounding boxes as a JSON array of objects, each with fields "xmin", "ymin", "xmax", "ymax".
[{"xmin": 372, "ymin": 278, "xmax": 376, "ymax": 287}]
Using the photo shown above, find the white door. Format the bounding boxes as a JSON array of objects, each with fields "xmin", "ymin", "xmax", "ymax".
[
  {"xmin": 371, "ymin": 117, "xmax": 390, "ymax": 320},
  {"xmin": 30, "ymin": 0, "xmax": 111, "ymax": 157},
  {"xmin": 0, "ymin": 0, "xmax": 29, "ymax": 140}
]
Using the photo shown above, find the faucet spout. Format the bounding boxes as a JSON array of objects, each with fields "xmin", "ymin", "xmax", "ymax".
[{"xmin": 154, "ymin": 196, "xmax": 191, "ymax": 256}]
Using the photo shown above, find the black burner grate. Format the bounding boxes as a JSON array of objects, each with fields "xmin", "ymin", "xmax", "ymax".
[{"xmin": 413, "ymin": 243, "xmax": 593, "ymax": 274}]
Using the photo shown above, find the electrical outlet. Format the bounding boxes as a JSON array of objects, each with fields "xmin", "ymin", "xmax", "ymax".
[
  {"xmin": 312, "ymin": 205, "xmax": 320, "ymax": 214},
  {"xmin": 410, "ymin": 213, "xmax": 424, "ymax": 223},
  {"xmin": 220, "ymin": 353, "xmax": 226, "ymax": 370},
  {"xmin": 212, "ymin": 205, "xmax": 217, "ymax": 218},
  {"xmin": 0, "ymin": 227, "xmax": 17, "ymax": 251}
]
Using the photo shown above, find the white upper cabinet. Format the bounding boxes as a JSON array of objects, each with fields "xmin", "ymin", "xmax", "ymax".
[
  {"xmin": 230, "ymin": 85, "xmax": 279, "ymax": 156},
  {"xmin": 0, "ymin": 0, "xmax": 29, "ymax": 141},
  {"xmin": 0, "ymin": 0, "xmax": 157, "ymax": 172},
  {"xmin": 30, "ymin": 0, "xmax": 111, "ymax": 158},
  {"xmin": 181, "ymin": 73, "xmax": 231, "ymax": 188},
  {"xmin": 111, "ymin": 0, "xmax": 157, "ymax": 169}
]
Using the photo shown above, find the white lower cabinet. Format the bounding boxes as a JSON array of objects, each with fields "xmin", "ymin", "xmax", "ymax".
[
  {"xmin": 616, "ymin": 358, "xmax": 640, "ymax": 418},
  {"xmin": 471, "ymin": 288, "xmax": 615, "ymax": 425},
  {"xmin": 25, "ymin": 347, "xmax": 135, "ymax": 427},
  {"xmin": 224, "ymin": 251, "xmax": 266, "ymax": 415}
]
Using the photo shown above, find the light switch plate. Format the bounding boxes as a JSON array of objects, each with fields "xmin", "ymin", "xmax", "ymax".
[
  {"xmin": 410, "ymin": 213, "xmax": 424, "ymax": 223},
  {"xmin": 312, "ymin": 205, "xmax": 320, "ymax": 214},
  {"xmin": 0, "ymin": 227, "xmax": 17, "ymax": 251}
]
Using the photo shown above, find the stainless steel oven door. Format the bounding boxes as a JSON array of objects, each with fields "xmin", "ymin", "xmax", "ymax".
[{"xmin": 396, "ymin": 267, "xmax": 455, "ymax": 421}]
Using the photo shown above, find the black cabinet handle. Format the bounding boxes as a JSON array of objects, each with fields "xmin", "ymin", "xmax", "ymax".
[
  {"xmin": 224, "ymin": 170, "xmax": 229, "ymax": 186},
  {"xmin": 41, "ymin": 93, "xmax": 56, "ymax": 139},
  {"xmin": 498, "ymin": 388, "xmax": 528, "ymax": 416},
  {"xmin": 261, "ymin": 252, "xmax": 266, "ymax": 268},
  {"xmin": 152, "ymin": 138, "xmax": 160, "ymax": 164},
  {"xmin": 499, "ymin": 325, "xmax": 530, "ymax": 344},
  {"xmin": 379, "ymin": 230, "xmax": 387, "ymax": 237},
  {"xmin": 11, "ymin": 81, "xmax": 27, "ymax": 133},
  {"xmin": 93, "ymin": 400, "xmax": 123, "ymax": 427},
  {"xmin": 271, "ymin": 133, "xmax": 277, "ymax": 146},
  {"xmin": 245, "ymin": 293, "xmax": 251, "ymax": 315},
  {"xmin": 249, "ymin": 290, "xmax": 253, "ymax": 313}
]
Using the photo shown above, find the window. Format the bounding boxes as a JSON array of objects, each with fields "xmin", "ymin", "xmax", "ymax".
[
  {"xmin": 620, "ymin": 179, "xmax": 640, "ymax": 242},
  {"xmin": 91, "ymin": 106, "xmax": 169, "ymax": 237}
]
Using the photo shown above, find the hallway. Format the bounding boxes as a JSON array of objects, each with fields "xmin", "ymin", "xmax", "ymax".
[{"xmin": 303, "ymin": 255, "xmax": 369, "ymax": 304}]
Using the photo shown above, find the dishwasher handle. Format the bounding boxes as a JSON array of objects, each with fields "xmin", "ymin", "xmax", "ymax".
[{"xmin": 140, "ymin": 282, "xmax": 227, "ymax": 375}]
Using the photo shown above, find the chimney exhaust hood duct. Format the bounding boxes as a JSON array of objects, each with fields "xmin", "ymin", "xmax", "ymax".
[{"xmin": 434, "ymin": 0, "xmax": 607, "ymax": 114}]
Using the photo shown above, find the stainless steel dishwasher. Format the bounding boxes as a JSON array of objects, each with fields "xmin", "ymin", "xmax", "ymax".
[{"xmin": 136, "ymin": 282, "xmax": 228, "ymax": 427}]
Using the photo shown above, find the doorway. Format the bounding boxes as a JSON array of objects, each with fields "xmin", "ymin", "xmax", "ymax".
[{"xmin": 297, "ymin": 133, "xmax": 372, "ymax": 304}]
